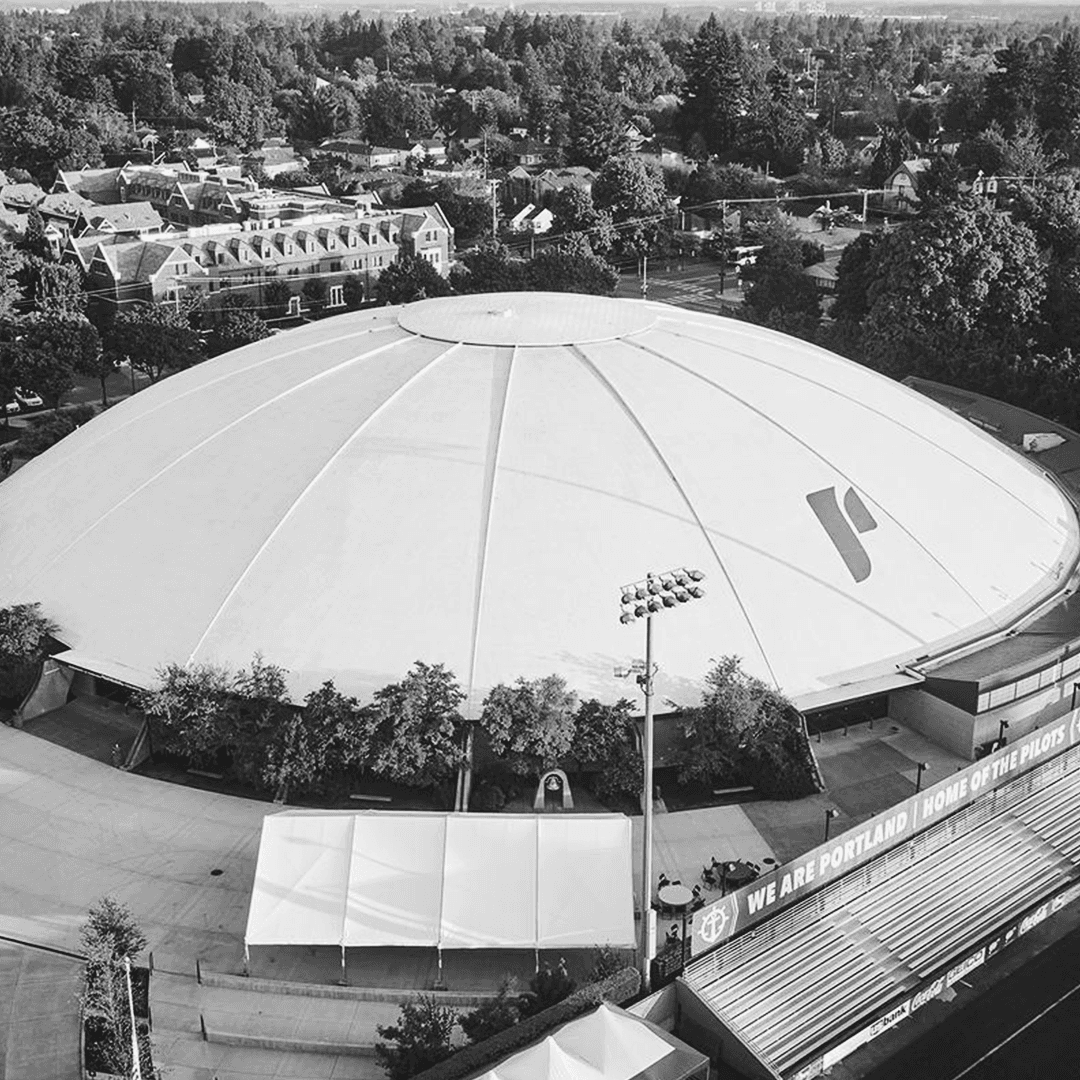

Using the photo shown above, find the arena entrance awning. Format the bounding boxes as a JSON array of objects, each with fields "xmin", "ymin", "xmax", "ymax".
[{"xmin": 244, "ymin": 811, "xmax": 635, "ymax": 955}]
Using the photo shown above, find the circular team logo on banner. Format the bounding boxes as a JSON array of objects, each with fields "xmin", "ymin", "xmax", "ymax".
[
  {"xmin": 692, "ymin": 894, "xmax": 740, "ymax": 954},
  {"xmin": 698, "ymin": 905, "xmax": 729, "ymax": 945}
]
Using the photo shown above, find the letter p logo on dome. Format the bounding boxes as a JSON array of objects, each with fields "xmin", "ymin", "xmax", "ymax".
[{"xmin": 807, "ymin": 486, "xmax": 878, "ymax": 583}]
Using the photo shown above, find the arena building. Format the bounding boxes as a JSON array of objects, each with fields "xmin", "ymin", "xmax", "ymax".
[{"xmin": 3, "ymin": 292, "xmax": 1080, "ymax": 749}]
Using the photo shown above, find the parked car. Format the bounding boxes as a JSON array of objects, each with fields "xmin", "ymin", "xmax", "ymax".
[
  {"xmin": 4, "ymin": 400, "xmax": 18, "ymax": 415},
  {"xmin": 14, "ymin": 387, "xmax": 42, "ymax": 408}
]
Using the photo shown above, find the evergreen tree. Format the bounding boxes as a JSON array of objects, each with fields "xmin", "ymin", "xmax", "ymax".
[{"xmin": 680, "ymin": 17, "xmax": 747, "ymax": 156}]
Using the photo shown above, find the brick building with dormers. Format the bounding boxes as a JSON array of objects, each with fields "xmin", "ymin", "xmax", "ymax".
[{"xmin": 65, "ymin": 204, "xmax": 454, "ymax": 315}]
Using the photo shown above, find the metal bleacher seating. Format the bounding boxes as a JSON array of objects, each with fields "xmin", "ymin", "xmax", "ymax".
[{"xmin": 684, "ymin": 747, "xmax": 1080, "ymax": 1077}]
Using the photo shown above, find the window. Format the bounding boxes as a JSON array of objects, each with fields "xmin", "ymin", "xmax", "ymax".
[
  {"xmin": 330, "ymin": 260, "xmax": 342, "ymax": 272},
  {"xmin": 329, "ymin": 285, "xmax": 344, "ymax": 308}
]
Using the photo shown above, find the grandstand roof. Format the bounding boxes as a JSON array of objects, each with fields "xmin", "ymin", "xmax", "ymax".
[{"xmin": 684, "ymin": 729, "xmax": 1080, "ymax": 1077}]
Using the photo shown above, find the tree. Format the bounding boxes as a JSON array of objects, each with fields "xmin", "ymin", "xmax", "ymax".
[
  {"xmin": 830, "ymin": 232, "xmax": 884, "ymax": 326},
  {"xmin": 105, "ymin": 302, "xmax": 204, "ymax": 383},
  {"xmin": 527, "ymin": 235, "xmax": 619, "ymax": 296},
  {"xmin": 678, "ymin": 656, "xmax": 819, "ymax": 799},
  {"xmin": 301, "ymin": 276, "xmax": 329, "ymax": 314},
  {"xmin": 18, "ymin": 256, "xmax": 86, "ymax": 318},
  {"xmin": 0, "ymin": 240, "xmax": 21, "ymax": 321},
  {"xmin": 0, "ymin": 602, "xmax": 56, "ymax": 704},
  {"xmin": 211, "ymin": 308, "xmax": 271, "ymax": 356},
  {"xmin": 264, "ymin": 279, "xmax": 293, "ymax": 319},
  {"xmin": 80, "ymin": 897, "xmax": 147, "ymax": 1080},
  {"xmin": 81, "ymin": 896, "xmax": 147, "ymax": 962},
  {"xmin": 365, "ymin": 78, "xmax": 434, "ymax": 146},
  {"xmin": 343, "ymin": 274, "xmax": 367, "ymax": 310},
  {"xmin": 742, "ymin": 215, "xmax": 821, "ymax": 340},
  {"xmin": 480, "ymin": 674, "xmax": 577, "ymax": 777},
  {"xmin": 449, "ymin": 242, "xmax": 528, "ymax": 294},
  {"xmin": 19, "ymin": 207, "xmax": 51, "ymax": 260},
  {"xmin": 135, "ymin": 662, "xmax": 235, "ymax": 770},
  {"xmin": 375, "ymin": 997, "xmax": 457, "ymax": 1080},
  {"xmin": 368, "ymin": 661, "xmax": 466, "ymax": 789},
  {"xmin": 592, "ymin": 154, "xmax": 669, "ymax": 257},
  {"xmin": 4, "ymin": 313, "xmax": 98, "ymax": 409},
  {"xmin": 860, "ymin": 203, "xmax": 1046, "ymax": 380},
  {"xmin": 680, "ymin": 17, "xmax": 747, "ymax": 156},
  {"xmin": 375, "ymin": 255, "xmax": 452, "ymax": 305},
  {"xmin": 566, "ymin": 81, "xmax": 628, "ymax": 169},
  {"xmin": 458, "ymin": 978, "xmax": 520, "ymax": 1045},
  {"xmin": 571, "ymin": 698, "xmax": 640, "ymax": 802},
  {"xmin": 985, "ymin": 39, "xmax": 1041, "ymax": 135},
  {"xmin": 549, "ymin": 186, "xmax": 615, "ymax": 253},
  {"xmin": 1041, "ymin": 32, "xmax": 1080, "ymax": 158}
]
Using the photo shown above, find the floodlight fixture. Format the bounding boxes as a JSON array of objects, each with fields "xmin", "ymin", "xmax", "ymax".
[
  {"xmin": 687, "ymin": 569, "xmax": 705, "ymax": 582},
  {"xmin": 622, "ymin": 591, "xmax": 635, "ymax": 605},
  {"xmin": 674, "ymin": 589, "xmax": 690, "ymax": 602},
  {"xmin": 662, "ymin": 595, "xmax": 676, "ymax": 607},
  {"xmin": 620, "ymin": 613, "xmax": 634, "ymax": 625},
  {"xmin": 688, "ymin": 586, "xmax": 705, "ymax": 599}
]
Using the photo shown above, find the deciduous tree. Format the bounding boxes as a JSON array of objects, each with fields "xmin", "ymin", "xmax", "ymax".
[
  {"xmin": 480, "ymin": 674, "xmax": 577, "ymax": 777},
  {"xmin": 376, "ymin": 997, "xmax": 457, "ymax": 1080},
  {"xmin": 368, "ymin": 661, "xmax": 466, "ymax": 789}
]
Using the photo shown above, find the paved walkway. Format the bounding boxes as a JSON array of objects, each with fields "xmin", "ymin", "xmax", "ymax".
[{"xmin": 0, "ymin": 942, "xmax": 82, "ymax": 1080}]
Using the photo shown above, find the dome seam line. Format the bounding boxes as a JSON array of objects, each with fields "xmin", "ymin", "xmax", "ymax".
[
  {"xmin": 19, "ymin": 323, "xmax": 410, "ymax": 601},
  {"xmin": 568, "ymin": 344, "xmax": 781, "ymax": 690},
  {"xmin": 633, "ymin": 336, "xmax": 997, "ymax": 622},
  {"xmin": 17, "ymin": 318, "xmax": 402, "ymax": 501},
  {"xmin": 659, "ymin": 320, "xmax": 1070, "ymax": 538},
  {"xmin": 182, "ymin": 338, "xmax": 462, "ymax": 667},
  {"xmin": 464, "ymin": 346, "xmax": 516, "ymax": 716}
]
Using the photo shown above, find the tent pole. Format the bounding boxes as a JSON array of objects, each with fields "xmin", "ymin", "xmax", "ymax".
[
  {"xmin": 534, "ymin": 947, "xmax": 539, "ymax": 974},
  {"xmin": 243, "ymin": 942, "xmax": 249, "ymax": 976},
  {"xmin": 340, "ymin": 945, "xmax": 347, "ymax": 986}
]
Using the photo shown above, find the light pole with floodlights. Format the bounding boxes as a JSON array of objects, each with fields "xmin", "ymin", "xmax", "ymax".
[{"xmin": 619, "ymin": 567, "xmax": 706, "ymax": 991}]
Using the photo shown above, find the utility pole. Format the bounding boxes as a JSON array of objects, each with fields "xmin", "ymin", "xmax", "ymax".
[
  {"xmin": 488, "ymin": 179, "xmax": 500, "ymax": 241},
  {"xmin": 640, "ymin": 253, "xmax": 648, "ymax": 299}
]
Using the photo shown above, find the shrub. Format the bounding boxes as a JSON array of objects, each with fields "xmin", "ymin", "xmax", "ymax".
[
  {"xmin": 0, "ymin": 602, "xmax": 57, "ymax": 704},
  {"xmin": 518, "ymin": 959, "xmax": 576, "ymax": 1018},
  {"xmin": 376, "ymin": 996, "xmax": 458, "ymax": 1080},
  {"xmin": 459, "ymin": 977, "xmax": 520, "ymax": 1045},
  {"xmin": 15, "ymin": 404, "xmax": 96, "ymax": 459},
  {"xmin": 469, "ymin": 780, "xmax": 506, "ymax": 812}
]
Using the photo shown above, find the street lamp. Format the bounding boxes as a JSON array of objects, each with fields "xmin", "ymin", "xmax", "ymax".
[
  {"xmin": 998, "ymin": 719, "xmax": 1010, "ymax": 747},
  {"xmin": 915, "ymin": 762, "xmax": 929, "ymax": 793},
  {"xmin": 619, "ymin": 567, "xmax": 706, "ymax": 992},
  {"xmin": 824, "ymin": 808, "xmax": 839, "ymax": 841}
]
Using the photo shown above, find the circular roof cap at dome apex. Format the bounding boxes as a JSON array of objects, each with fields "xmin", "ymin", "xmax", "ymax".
[
  {"xmin": 396, "ymin": 292, "xmax": 659, "ymax": 346},
  {"xmin": 0, "ymin": 292, "xmax": 1075, "ymax": 717}
]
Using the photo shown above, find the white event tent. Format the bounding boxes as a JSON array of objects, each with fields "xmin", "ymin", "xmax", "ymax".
[
  {"xmin": 472, "ymin": 1003, "xmax": 709, "ymax": 1080},
  {"xmin": 244, "ymin": 811, "xmax": 635, "ymax": 974}
]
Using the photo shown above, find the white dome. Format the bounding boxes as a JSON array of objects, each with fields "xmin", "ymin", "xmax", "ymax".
[{"xmin": 1, "ymin": 292, "xmax": 1075, "ymax": 713}]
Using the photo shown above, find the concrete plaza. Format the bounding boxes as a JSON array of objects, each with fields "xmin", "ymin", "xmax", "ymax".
[{"xmin": 0, "ymin": 709, "xmax": 967, "ymax": 1079}]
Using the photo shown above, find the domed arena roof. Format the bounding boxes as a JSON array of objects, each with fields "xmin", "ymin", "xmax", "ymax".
[{"xmin": 1, "ymin": 292, "xmax": 1076, "ymax": 714}]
